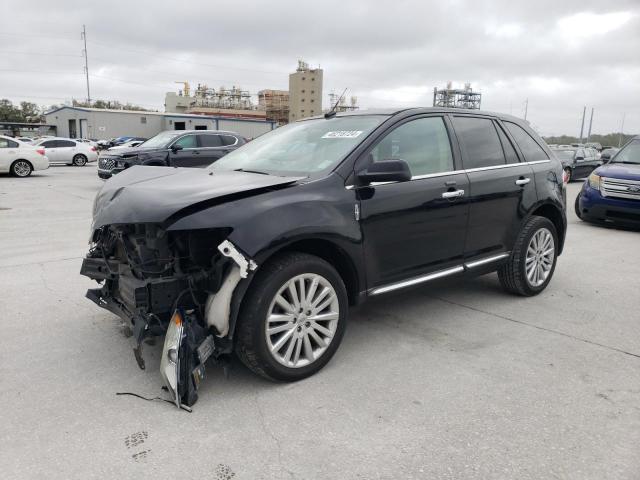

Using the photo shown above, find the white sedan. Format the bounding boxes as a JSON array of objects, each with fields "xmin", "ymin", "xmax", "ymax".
[
  {"xmin": 0, "ymin": 136, "xmax": 49, "ymax": 177},
  {"xmin": 34, "ymin": 137, "xmax": 98, "ymax": 166}
]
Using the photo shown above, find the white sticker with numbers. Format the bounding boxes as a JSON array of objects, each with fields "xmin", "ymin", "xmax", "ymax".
[{"xmin": 321, "ymin": 130, "xmax": 363, "ymax": 139}]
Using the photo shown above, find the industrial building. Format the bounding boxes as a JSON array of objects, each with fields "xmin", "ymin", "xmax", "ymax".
[
  {"xmin": 289, "ymin": 60, "xmax": 323, "ymax": 122},
  {"xmin": 433, "ymin": 82, "xmax": 481, "ymax": 109},
  {"xmin": 258, "ymin": 89, "xmax": 290, "ymax": 125},
  {"xmin": 44, "ymin": 106, "xmax": 276, "ymax": 141}
]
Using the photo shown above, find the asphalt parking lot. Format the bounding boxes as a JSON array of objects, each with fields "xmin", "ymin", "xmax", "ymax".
[{"xmin": 1, "ymin": 165, "xmax": 639, "ymax": 480}]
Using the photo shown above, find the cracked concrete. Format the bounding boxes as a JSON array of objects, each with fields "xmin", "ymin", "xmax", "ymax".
[{"xmin": 1, "ymin": 165, "xmax": 639, "ymax": 479}]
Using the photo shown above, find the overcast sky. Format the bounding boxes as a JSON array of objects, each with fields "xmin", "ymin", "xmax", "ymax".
[{"xmin": 1, "ymin": 0, "xmax": 638, "ymax": 136}]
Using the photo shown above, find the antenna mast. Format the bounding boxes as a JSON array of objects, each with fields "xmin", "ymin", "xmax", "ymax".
[{"xmin": 81, "ymin": 25, "xmax": 91, "ymax": 105}]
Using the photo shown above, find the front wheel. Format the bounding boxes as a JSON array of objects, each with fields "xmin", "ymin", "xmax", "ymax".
[
  {"xmin": 498, "ymin": 216, "xmax": 558, "ymax": 296},
  {"xmin": 73, "ymin": 154, "xmax": 87, "ymax": 166},
  {"xmin": 236, "ymin": 252, "xmax": 348, "ymax": 382}
]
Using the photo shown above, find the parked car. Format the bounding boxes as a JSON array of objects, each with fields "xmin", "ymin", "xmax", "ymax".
[
  {"xmin": 33, "ymin": 137, "xmax": 98, "ymax": 166},
  {"xmin": 552, "ymin": 147, "xmax": 600, "ymax": 182},
  {"xmin": 600, "ymin": 147, "xmax": 619, "ymax": 163},
  {"xmin": 106, "ymin": 139, "xmax": 145, "ymax": 152},
  {"xmin": 75, "ymin": 138, "xmax": 98, "ymax": 148},
  {"xmin": 585, "ymin": 142, "xmax": 603, "ymax": 152},
  {"xmin": 0, "ymin": 135, "xmax": 49, "ymax": 177},
  {"xmin": 81, "ymin": 108, "xmax": 566, "ymax": 407},
  {"xmin": 16, "ymin": 137, "xmax": 35, "ymax": 144},
  {"xmin": 97, "ymin": 130, "xmax": 245, "ymax": 179},
  {"xmin": 575, "ymin": 136, "xmax": 640, "ymax": 227}
]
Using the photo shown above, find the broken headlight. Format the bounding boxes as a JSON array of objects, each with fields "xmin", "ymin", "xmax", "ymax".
[{"xmin": 160, "ymin": 309, "xmax": 184, "ymax": 408}]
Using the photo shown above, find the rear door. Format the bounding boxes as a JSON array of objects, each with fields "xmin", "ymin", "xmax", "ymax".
[
  {"xmin": 451, "ymin": 115, "xmax": 537, "ymax": 260},
  {"xmin": 0, "ymin": 138, "xmax": 18, "ymax": 171},
  {"xmin": 196, "ymin": 133, "xmax": 226, "ymax": 166},
  {"xmin": 56, "ymin": 139, "xmax": 78, "ymax": 164},
  {"xmin": 357, "ymin": 115, "xmax": 470, "ymax": 289}
]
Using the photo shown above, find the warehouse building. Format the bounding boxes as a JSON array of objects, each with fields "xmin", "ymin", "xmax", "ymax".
[{"xmin": 44, "ymin": 106, "xmax": 276, "ymax": 141}]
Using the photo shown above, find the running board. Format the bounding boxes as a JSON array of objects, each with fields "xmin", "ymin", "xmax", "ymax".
[{"xmin": 369, "ymin": 252, "xmax": 510, "ymax": 296}]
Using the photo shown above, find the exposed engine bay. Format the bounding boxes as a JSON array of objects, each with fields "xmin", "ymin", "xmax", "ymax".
[{"xmin": 80, "ymin": 223, "xmax": 256, "ymax": 408}]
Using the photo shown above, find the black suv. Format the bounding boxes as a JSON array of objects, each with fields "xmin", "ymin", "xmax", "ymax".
[
  {"xmin": 97, "ymin": 129, "xmax": 245, "ymax": 179},
  {"xmin": 81, "ymin": 108, "xmax": 566, "ymax": 407}
]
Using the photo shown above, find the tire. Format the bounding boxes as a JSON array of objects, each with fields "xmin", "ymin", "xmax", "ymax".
[
  {"xmin": 564, "ymin": 167, "xmax": 572, "ymax": 183},
  {"xmin": 73, "ymin": 154, "xmax": 87, "ymax": 166},
  {"xmin": 235, "ymin": 252, "xmax": 348, "ymax": 382},
  {"xmin": 498, "ymin": 216, "xmax": 558, "ymax": 296},
  {"xmin": 574, "ymin": 194, "xmax": 583, "ymax": 220},
  {"xmin": 10, "ymin": 159, "xmax": 33, "ymax": 177}
]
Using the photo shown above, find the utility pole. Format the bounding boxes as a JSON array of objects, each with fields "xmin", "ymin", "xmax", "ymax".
[
  {"xmin": 618, "ymin": 113, "xmax": 626, "ymax": 147},
  {"xmin": 524, "ymin": 98, "xmax": 528, "ymax": 121},
  {"xmin": 586, "ymin": 107, "xmax": 594, "ymax": 143},
  {"xmin": 579, "ymin": 106, "xmax": 586, "ymax": 143},
  {"xmin": 81, "ymin": 25, "xmax": 91, "ymax": 105}
]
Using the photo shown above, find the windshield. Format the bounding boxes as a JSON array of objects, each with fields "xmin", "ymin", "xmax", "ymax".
[
  {"xmin": 209, "ymin": 115, "xmax": 386, "ymax": 176},
  {"xmin": 553, "ymin": 150, "xmax": 576, "ymax": 159},
  {"xmin": 611, "ymin": 140, "xmax": 640, "ymax": 165},
  {"xmin": 138, "ymin": 131, "xmax": 182, "ymax": 149}
]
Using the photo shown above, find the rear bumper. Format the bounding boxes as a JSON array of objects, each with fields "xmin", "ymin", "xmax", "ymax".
[{"xmin": 578, "ymin": 183, "xmax": 640, "ymax": 226}]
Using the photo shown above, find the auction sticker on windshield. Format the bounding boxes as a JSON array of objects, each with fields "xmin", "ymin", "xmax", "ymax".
[{"xmin": 322, "ymin": 131, "xmax": 363, "ymax": 139}]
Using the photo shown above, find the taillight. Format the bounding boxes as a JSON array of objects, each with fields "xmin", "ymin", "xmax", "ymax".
[
  {"xmin": 90, "ymin": 146, "xmax": 97, "ymax": 152},
  {"xmin": 562, "ymin": 169, "xmax": 569, "ymax": 184},
  {"xmin": 36, "ymin": 148, "xmax": 45, "ymax": 156}
]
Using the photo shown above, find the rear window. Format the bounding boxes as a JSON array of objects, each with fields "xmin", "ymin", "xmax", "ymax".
[
  {"xmin": 57, "ymin": 140, "xmax": 76, "ymax": 148},
  {"xmin": 452, "ymin": 116, "xmax": 506, "ymax": 169},
  {"xmin": 504, "ymin": 122, "xmax": 549, "ymax": 162},
  {"xmin": 199, "ymin": 134, "xmax": 222, "ymax": 148},
  {"xmin": 220, "ymin": 135, "xmax": 238, "ymax": 146}
]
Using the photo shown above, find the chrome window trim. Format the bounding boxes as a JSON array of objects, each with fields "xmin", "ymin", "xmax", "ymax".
[{"xmin": 346, "ymin": 160, "xmax": 551, "ymax": 189}]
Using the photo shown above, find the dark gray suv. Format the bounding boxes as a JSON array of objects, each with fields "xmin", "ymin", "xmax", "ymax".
[{"xmin": 98, "ymin": 129, "xmax": 246, "ymax": 179}]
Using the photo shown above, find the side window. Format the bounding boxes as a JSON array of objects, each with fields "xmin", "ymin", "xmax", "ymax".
[
  {"xmin": 173, "ymin": 135, "xmax": 197, "ymax": 149},
  {"xmin": 58, "ymin": 140, "xmax": 76, "ymax": 148},
  {"xmin": 0, "ymin": 139, "xmax": 10, "ymax": 148},
  {"xmin": 198, "ymin": 134, "xmax": 222, "ymax": 148},
  {"xmin": 370, "ymin": 117, "xmax": 454, "ymax": 176},
  {"xmin": 220, "ymin": 135, "xmax": 238, "ymax": 146},
  {"xmin": 503, "ymin": 121, "xmax": 549, "ymax": 162},
  {"xmin": 495, "ymin": 122, "xmax": 520, "ymax": 164},
  {"xmin": 452, "ymin": 116, "xmax": 505, "ymax": 169},
  {"xmin": 41, "ymin": 140, "xmax": 57, "ymax": 148},
  {"xmin": 7, "ymin": 139, "xmax": 18, "ymax": 148}
]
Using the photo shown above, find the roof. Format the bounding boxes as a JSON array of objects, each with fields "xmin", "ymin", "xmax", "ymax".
[
  {"xmin": 43, "ymin": 106, "xmax": 276, "ymax": 125},
  {"xmin": 309, "ymin": 107, "xmax": 523, "ymax": 122}
]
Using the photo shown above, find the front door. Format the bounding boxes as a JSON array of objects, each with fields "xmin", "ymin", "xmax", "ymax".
[
  {"xmin": 168, "ymin": 134, "xmax": 200, "ymax": 167},
  {"xmin": 452, "ymin": 116, "xmax": 538, "ymax": 258},
  {"xmin": 40, "ymin": 139, "xmax": 60, "ymax": 162},
  {"xmin": 357, "ymin": 115, "xmax": 470, "ymax": 289}
]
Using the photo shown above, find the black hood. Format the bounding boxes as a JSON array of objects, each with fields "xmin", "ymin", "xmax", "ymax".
[
  {"xmin": 92, "ymin": 166, "xmax": 304, "ymax": 230},
  {"xmin": 103, "ymin": 146, "xmax": 161, "ymax": 157}
]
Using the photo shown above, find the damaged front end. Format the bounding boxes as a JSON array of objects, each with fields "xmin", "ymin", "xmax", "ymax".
[{"xmin": 80, "ymin": 224, "xmax": 256, "ymax": 408}]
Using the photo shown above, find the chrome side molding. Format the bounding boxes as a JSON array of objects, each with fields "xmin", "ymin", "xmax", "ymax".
[{"xmin": 369, "ymin": 252, "xmax": 510, "ymax": 296}]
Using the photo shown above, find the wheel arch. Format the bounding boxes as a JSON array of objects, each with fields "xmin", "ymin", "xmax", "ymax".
[
  {"xmin": 527, "ymin": 202, "xmax": 566, "ymax": 254},
  {"xmin": 10, "ymin": 158, "xmax": 33, "ymax": 173}
]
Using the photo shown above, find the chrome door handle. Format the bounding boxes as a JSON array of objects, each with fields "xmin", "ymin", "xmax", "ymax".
[
  {"xmin": 515, "ymin": 178, "xmax": 531, "ymax": 186},
  {"xmin": 442, "ymin": 189, "xmax": 465, "ymax": 199}
]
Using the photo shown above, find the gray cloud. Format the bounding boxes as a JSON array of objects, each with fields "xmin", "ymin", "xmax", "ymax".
[{"xmin": 1, "ymin": 0, "xmax": 638, "ymax": 135}]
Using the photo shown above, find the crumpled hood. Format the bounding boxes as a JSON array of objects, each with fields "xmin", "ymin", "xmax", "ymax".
[
  {"xmin": 596, "ymin": 162, "xmax": 640, "ymax": 181},
  {"xmin": 91, "ymin": 166, "xmax": 303, "ymax": 230},
  {"xmin": 103, "ymin": 146, "xmax": 158, "ymax": 157}
]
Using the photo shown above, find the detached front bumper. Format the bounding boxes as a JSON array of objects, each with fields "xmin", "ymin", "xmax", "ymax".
[{"xmin": 578, "ymin": 183, "xmax": 640, "ymax": 226}]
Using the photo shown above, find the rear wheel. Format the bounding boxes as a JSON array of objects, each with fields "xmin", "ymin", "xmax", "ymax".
[
  {"xmin": 236, "ymin": 252, "xmax": 348, "ymax": 382},
  {"xmin": 498, "ymin": 216, "xmax": 558, "ymax": 296},
  {"xmin": 10, "ymin": 160, "xmax": 32, "ymax": 177},
  {"xmin": 564, "ymin": 167, "xmax": 572, "ymax": 183},
  {"xmin": 73, "ymin": 154, "xmax": 87, "ymax": 166}
]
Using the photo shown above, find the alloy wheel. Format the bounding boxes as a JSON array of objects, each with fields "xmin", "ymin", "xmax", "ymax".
[
  {"xmin": 525, "ymin": 228, "xmax": 555, "ymax": 287},
  {"xmin": 13, "ymin": 160, "xmax": 31, "ymax": 177},
  {"xmin": 265, "ymin": 273, "xmax": 340, "ymax": 368}
]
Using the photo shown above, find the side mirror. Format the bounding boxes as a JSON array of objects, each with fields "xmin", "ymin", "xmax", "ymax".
[
  {"xmin": 357, "ymin": 159, "xmax": 412, "ymax": 184},
  {"xmin": 171, "ymin": 144, "xmax": 183, "ymax": 153}
]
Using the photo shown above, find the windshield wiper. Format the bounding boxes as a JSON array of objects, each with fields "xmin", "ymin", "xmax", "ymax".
[{"xmin": 233, "ymin": 168, "xmax": 269, "ymax": 175}]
